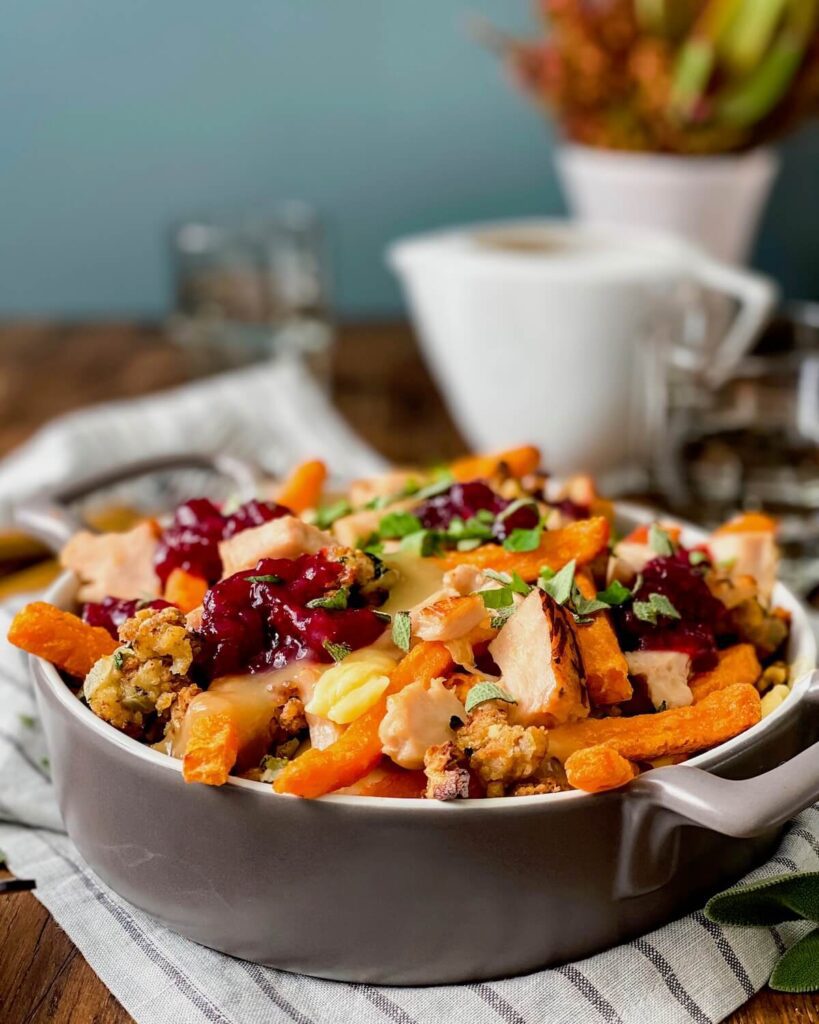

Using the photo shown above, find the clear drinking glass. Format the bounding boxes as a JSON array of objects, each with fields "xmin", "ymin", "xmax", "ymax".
[
  {"xmin": 169, "ymin": 202, "xmax": 333, "ymax": 386},
  {"xmin": 658, "ymin": 302, "xmax": 819, "ymax": 598}
]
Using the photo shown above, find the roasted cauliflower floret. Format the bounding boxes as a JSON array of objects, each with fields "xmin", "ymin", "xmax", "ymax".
[
  {"xmin": 83, "ymin": 606, "xmax": 195, "ymax": 735},
  {"xmin": 455, "ymin": 701, "xmax": 548, "ymax": 795}
]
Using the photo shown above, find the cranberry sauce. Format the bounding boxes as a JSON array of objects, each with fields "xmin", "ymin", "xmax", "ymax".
[
  {"xmin": 195, "ymin": 553, "xmax": 386, "ymax": 679},
  {"xmin": 413, "ymin": 480, "xmax": 539, "ymax": 542},
  {"xmin": 614, "ymin": 551, "xmax": 727, "ymax": 671},
  {"xmin": 154, "ymin": 498, "xmax": 291, "ymax": 585},
  {"xmin": 83, "ymin": 597, "xmax": 171, "ymax": 638}
]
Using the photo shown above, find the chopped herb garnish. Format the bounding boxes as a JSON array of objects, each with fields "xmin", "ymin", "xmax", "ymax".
[
  {"xmin": 539, "ymin": 559, "xmax": 576, "ymax": 605},
  {"xmin": 570, "ymin": 586, "xmax": 610, "ymax": 618},
  {"xmin": 496, "ymin": 497, "xmax": 539, "ymax": 524},
  {"xmin": 480, "ymin": 588, "xmax": 515, "ymax": 610},
  {"xmin": 595, "ymin": 579, "xmax": 633, "ymax": 606},
  {"xmin": 379, "ymin": 510, "xmax": 423, "ymax": 539},
  {"xmin": 649, "ymin": 523, "xmax": 674, "ymax": 556},
  {"xmin": 246, "ymin": 573, "xmax": 285, "ymax": 584},
  {"xmin": 484, "ymin": 569, "xmax": 512, "ymax": 586},
  {"xmin": 413, "ymin": 474, "xmax": 454, "ymax": 501},
  {"xmin": 464, "ymin": 682, "xmax": 518, "ymax": 715},
  {"xmin": 508, "ymin": 572, "xmax": 532, "ymax": 596},
  {"xmin": 503, "ymin": 525, "xmax": 543, "ymax": 552},
  {"xmin": 112, "ymin": 647, "xmax": 129, "ymax": 671},
  {"xmin": 456, "ymin": 538, "xmax": 483, "ymax": 552},
  {"xmin": 314, "ymin": 499, "xmax": 352, "ymax": 530},
  {"xmin": 399, "ymin": 529, "xmax": 442, "ymax": 557},
  {"xmin": 689, "ymin": 550, "xmax": 710, "ymax": 566},
  {"xmin": 322, "ymin": 639, "xmax": 352, "ymax": 662},
  {"xmin": 633, "ymin": 592, "xmax": 681, "ymax": 625},
  {"xmin": 490, "ymin": 606, "xmax": 515, "ymax": 629},
  {"xmin": 445, "ymin": 515, "xmax": 493, "ymax": 543},
  {"xmin": 306, "ymin": 588, "xmax": 349, "ymax": 610},
  {"xmin": 18, "ymin": 714, "xmax": 36, "ymax": 729},
  {"xmin": 392, "ymin": 610, "xmax": 412, "ymax": 653}
]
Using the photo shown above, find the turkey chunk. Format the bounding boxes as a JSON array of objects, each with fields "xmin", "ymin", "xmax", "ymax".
[
  {"xmin": 411, "ymin": 595, "xmax": 486, "ymax": 643},
  {"xmin": 218, "ymin": 516, "xmax": 331, "ymax": 576},
  {"xmin": 488, "ymin": 590, "xmax": 588, "ymax": 727},
  {"xmin": 379, "ymin": 678, "xmax": 466, "ymax": 770},
  {"xmin": 61, "ymin": 522, "xmax": 161, "ymax": 602},
  {"xmin": 626, "ymin": 650, "xmax": 692, "ymax": 710},
  {"xmin": 709, "ymin": 531, "xmax": 777, "ymax": 605}
]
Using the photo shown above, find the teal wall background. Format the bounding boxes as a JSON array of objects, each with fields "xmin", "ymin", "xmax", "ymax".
[{"xmin": 1, "ymin": 0, "xmax": 817, "ymax": 318}]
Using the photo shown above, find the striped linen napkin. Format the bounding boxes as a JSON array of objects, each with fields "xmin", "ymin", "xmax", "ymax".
[{"xmin": 0, "ymin": 359, "xmax": 817, "ymax": 1024}]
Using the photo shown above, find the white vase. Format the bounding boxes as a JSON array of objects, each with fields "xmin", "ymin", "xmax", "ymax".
[{"xmin": 555, "ymin": 144, "xmax": 780, "ymax": 266}]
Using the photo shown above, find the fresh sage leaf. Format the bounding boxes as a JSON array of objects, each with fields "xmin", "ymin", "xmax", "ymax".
[
  {"xmin": 595, "ymin": 579, "xmax": 633, "ymax": 606},
  {"xmin": 322, "ymin": 640, "xmax": 352, "ymax": 662},
  {"xmin": 379, "ymin": 510, "xmax": 423, "ymax": 539},
  {"xmin": 306, "ymin": 588, "xmax": 349, "ymax": 610},
  {"xmin": 503, "ymin": 525, "xmax": 542, "ymax": 552},
  {"xmin": 464, "ymin": 682, "xmax": 518, "ymax": 715},
  {"xmin": 770, "ymin": 928, "xmax": 819, "ymax": 993},
  {"xmin": 480, "ymin": 588, "xmax": 515, "ymax": 610},
  {"xmin": 705, "ymin": 871, "xmax": 819, "ymax": 926},
  {"xmin": 649, "ymin": 523, "xmax": 674, "ymax": 556},
  {"xmin": 633, "ymin": 592, "xmax": 681, "ymax": 625},
  {"xmin": 539, "ymin": 559, "xmax": 576, "ymax": 605},
  {"xmin": 392, "ymin": 610, "xmax": 412, "ymax": 653},
  {"xmin": 314, "ymin": 499, "xmax": 352, "ymax": 530}
]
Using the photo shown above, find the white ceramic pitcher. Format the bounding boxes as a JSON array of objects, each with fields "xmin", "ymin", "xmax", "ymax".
[{"xmin": 388, "ymin": 220, "xmax": 776, "ymax": 482}]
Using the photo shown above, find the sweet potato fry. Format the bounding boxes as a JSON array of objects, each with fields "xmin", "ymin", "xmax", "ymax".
[
  {"xmin": 547, "ymin": 683, "xmax": 761, "ymax": 763},
  {"xmin": 337, "ymin": 761, "xmax": 427, "ymax": 798},
  {"xmin": 277, "ymin": 459, "xmax": 327, "ymax": 514},
  {"xmin": 450, "ymin": 445, "xmax": 540, "ymax": 483},
  {"xmin": 690, "ymin": 644, "xmax": 761, "ymax": 702},
  {"xmin": 7, "ymin": 602, "xmax": 117, "ymax": 678},
  {"xmin": 274, "ymin": 641, "xmax": 453, "ymax": 798},
  {"xmin": 436, "ymin": 516, "xmax": 610, "ymax": 582},
  {"xmin": 164, "ymin": 568, "xmax": 209, "ymax": 614},
  {"xmin": 564, "ymin": 744, "xmax": 638, "ymax": 793},
  {"xmin": 714, "ymin": 512, "xmax": 777, "ymax": 535},
  {"xmin": 573, "ymin": 572, "xmax": 631, "ymax": 706},
  {"xmin": 182, "ymin": 712, "xmax": 240, "ymax": 786}
]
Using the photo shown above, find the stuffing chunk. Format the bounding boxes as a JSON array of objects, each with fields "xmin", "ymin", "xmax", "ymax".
[
  {"xmin": 60, "ymin": 522, "xmax": 161, "ymax": 602},
  {"xmin": 218, "ymin": 516, "xmax": 331, "ymax": 576},
  {"xmin": 488, "ymin": 590, "xmax": 588, "ymax": 727},
  {"xmin": 119, "ymin": 606, "xmax": 194, "ymax": 676},
  {"xmin": 380, "ymin": 678, "xmax": 467, "ymax": 770},
  {"xmin": 83, "ymin": 606, "xmax": 195, "ymax": 735},
  {"xmin": 728, "ymin": 599, "xmax": 789, "ymax": 660},
  {"xmin": 423, "ymin": 741, "xmax": 471, "ymax": 801},
  {"xmin": 455, "ymin": 702, "xmax": 548, "ymax": 794}
]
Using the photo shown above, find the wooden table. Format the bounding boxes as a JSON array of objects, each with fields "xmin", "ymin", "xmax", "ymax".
[{"xmin": 0, "ymin": 321, "xmax": 815, "ymax": 1024}]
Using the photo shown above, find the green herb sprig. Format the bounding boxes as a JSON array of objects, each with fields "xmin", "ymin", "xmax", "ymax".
[{"xmin": 706, "ymin": 871, "xmax": 819, "ymax": 993}]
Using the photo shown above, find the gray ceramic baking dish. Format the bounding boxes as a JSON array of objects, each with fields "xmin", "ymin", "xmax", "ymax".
[{"xmin": 19, "ymin": 468, "xmax": 819, "ymax": 985}]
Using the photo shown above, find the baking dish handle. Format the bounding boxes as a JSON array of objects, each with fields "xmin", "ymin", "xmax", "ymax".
[
  {"xmin": 13, "ymin": 453, "xmax": 263, "ymax": 552},
  {"xmin": 631, "ymin": 670, "xmax": 819, "ymax": 839}
]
